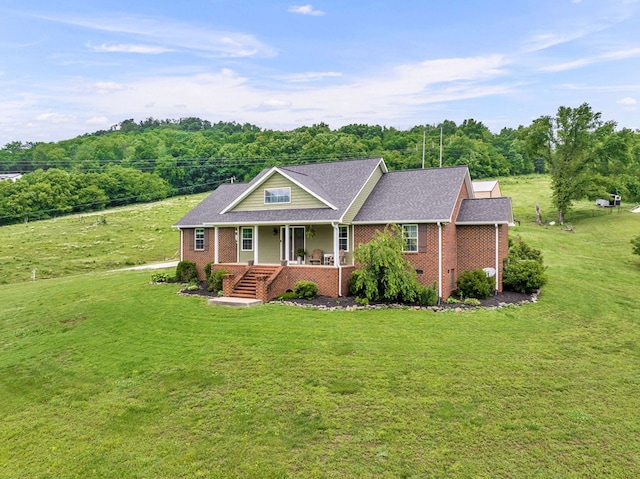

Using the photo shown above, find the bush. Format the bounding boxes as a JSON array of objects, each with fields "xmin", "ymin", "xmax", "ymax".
[
  {"xmin": 456, "ymin": 269, "xmax": 494, "ymax": 300},
  {"xmin": 150, "ymin": 272, "xmax": 169, "ymax": 283},
  {"xmin": 463, "ymin": 298, "xmax": 481, "ymax": 306},
  {"xmin": 350, "ymin": 224, "xmax": 419, "ymax": 303},
  {"xmin": 354, "ymin": 296, "xmax": 369, "ymax": 306},
  {"xmin": 415, "ymin": 282, "xmax": 438, "ymax": 306},
  {"xmin": 509, "ymin": 237, "xmax": 544, "ymax": 264},
  {"xmin": 632, "ymin": 235, "xmax": 640, "ymax": 256},
  {"xmin": 204, "ymin": 262, "xmax": 214, "ymax": 280},
  {"xmin": 294, "ymin": 280, "xmax": 319, "ymax": 299},
  {"xmin": 503, "ymin": 260, "xmax": 547, "ymax": 294},
  {"xmin": 207, "ymin": 268, "xmax": 229, "ymax": 292},
  {"xmin": 175, "ymin": 261, "xmax": 198, "ymax": 282},
  {"xmin": 277, "ymin": 291, "xmax": 297, "ymax": 300}
]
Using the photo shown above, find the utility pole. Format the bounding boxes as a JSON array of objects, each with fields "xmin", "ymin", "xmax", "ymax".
[
  {"xmin": 421, "ymin": 130, "xmax": 426, "ymax": 169},
  {"xmin": 439, "ymin": 126, "xmax": 443, "ymax": 168}
]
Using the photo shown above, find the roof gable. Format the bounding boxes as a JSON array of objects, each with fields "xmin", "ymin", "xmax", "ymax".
[
  {"xmin": 174, "ymin": 157, "xmax": 387, "ymax": 227},
  {"xmin": 221, "ymin": 166, "xmax": 337, "ymax": 213}
]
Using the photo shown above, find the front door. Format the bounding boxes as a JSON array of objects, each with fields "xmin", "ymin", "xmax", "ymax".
[{"xmin": 281, "ymin": 226, "xmax": 305, "ymax": 263}]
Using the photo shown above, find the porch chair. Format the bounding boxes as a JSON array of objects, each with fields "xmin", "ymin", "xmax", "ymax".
[{"xmin": 309, "ymin": 249, "xmax": 323, "ymax": 265}]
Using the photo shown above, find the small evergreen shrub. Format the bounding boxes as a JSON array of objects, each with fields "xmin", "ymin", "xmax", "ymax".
[
  {"xmin": 503, "ymin": 260, "xmax": 547, "ymax": 294},
  {"xmin": 509, "ymin": 237, "xmax": 544, "ymax": 264},
  {"xmin": 456, "ymin": 269, "xmax": 494, "ymax": 300},
  {"xmin": 207, "ymin": 268, "xmax": 229, "ymax": 292},
  {"xmin": 294, "ymin": 280, "xmax": 319, "ymax": 299},
  {"xmin": 463, "ymin": 297, "xmax": 481, "ymax": 306},
  {"xmin": 502, "ymin": 238, "xmax": 547, "ymax": 294},
  {"xmin": 175, "ymin": 261, "xmax": 198, "ymax": 282},
  {"xmin": 415, "ymin": 282, "xmax": 438, "ymax": 306}
]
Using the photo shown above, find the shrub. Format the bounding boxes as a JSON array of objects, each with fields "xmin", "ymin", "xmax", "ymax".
[
  {"xmin": 204, "ymin": 262, "xmax": 214, "ymax": 280},
  {"xmin": 463, "ymin": 298, "xmax": 481, "ymax": 306},
  {"xmin": 150, "ymin": 272, "xmax": 169, "ymax": 283},
  {"xmin": 294, "ymin": 280, "xmax": 319, "ymax": 299},
  {"xmin": 632, "ymin": 235, "xmax": 640, "ymax": 256},
  {"xmin": 207, "ymin": 268, "xmax": 229, "ymax": 292},
  {"xmin": 354, "ymin": 296, "xmax": 369, "ymax": 306},
  {"xmin": 175, "ymin": 261, "xmax": 198, "ymax": 282},
  {"xmin": 509, "ymin": 237, "xmax": 544, "ymax": 264},
  {"xmin": 415, "ymin": 282, "xmax": 438, "ymax": 306},
  {"xmin": 350, "ymin": 224, "xmax": 419, "ymax": 303},
  {"xmin": 277, "ymin": 291, "xmax": 297, "ymax": 300},
  {"xmin": 503, "ymin": 259, "xmax": 547, "ymax": 294},
  {"xmin": 456, "ymin": 269, "xmax": 494, "ymax": 300}
]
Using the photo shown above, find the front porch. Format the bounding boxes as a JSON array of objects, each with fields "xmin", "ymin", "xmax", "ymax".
[
  {"xmin": 208, "ymin": 224, "xmax": 352, "ymax": 267},
  {"xmin": 212, "ymin": 263, "xmax": 356, "ymax": 302}
]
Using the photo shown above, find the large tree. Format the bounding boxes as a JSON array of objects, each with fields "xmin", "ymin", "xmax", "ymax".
[{"xmin": 528, "ymin": 103, "xmax": 604, "ymax": 223}]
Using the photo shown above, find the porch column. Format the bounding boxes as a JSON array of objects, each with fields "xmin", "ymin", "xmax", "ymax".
[
  {"xmin": 254, "ymin": 225, "xmax": 259, "ymax": 264},
  {"xmin": 214, "ymin": 226, "xmax": 219, "ymax": 263},
  {"xmin": 284, "ymin": 225, "xmax": 290, "ymax": 263}
]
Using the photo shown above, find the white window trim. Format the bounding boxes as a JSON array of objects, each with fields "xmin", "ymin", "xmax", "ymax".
[
  {"xmin": 195, "ymin": 228, "xmax": 205, "ymax": 251},
  {"xmin": 402, "ymin": 224, "xmax": 418, "ymax": 252},
  {"xmin": 338, "ymin": 226, "xmax": 349, "ymax": 252},
  {"xmin": 264, "ymin": 187, "xmax": 291, "ymax": 204},
  {"xmin": 241, "ymin": 227, "xmax": 254, "ymax": 251}
]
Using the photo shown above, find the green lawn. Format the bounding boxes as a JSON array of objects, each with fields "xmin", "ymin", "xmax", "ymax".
[{"xmin": 1, "ymin": 176, "xmax": 639, "ymax": 477}]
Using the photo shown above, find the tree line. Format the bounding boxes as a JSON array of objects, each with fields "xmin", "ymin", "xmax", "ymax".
[{"xmin": 0, "ymin": 104, "xmax": 639, "ymax": 225}]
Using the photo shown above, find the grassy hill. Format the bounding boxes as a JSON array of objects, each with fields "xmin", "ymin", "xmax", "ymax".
[{"xmin": 1, "ymin": 176, "xmax": 639, "ymax": 478}]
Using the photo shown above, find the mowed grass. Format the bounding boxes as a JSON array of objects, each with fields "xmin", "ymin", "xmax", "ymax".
[
  {"xmin": 1, "ymin": 176, "xmax": 640, "ymax": 478},
  {"xmin": 0, "ymin": 193, "xmax": 207, "ymax": 284}
]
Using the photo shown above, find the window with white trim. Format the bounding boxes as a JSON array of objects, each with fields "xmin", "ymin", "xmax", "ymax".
[
  {"xmin": 264, "ymin": 187, "xmax": 291, "ymax": 204},
  {"xmin": 195, "ymin": 228, "xmax": 205, "ymax": 250},
  {"xmin": 339, "ymin": 226, "xmax": 349, "ymax": 252},
  {"xmin": 402, "ymin": 224, "xmax": 418, "ymax": 252},
  {"xmin": 241, "ymin": 227, "xmax": 253, "ymax": 251}
]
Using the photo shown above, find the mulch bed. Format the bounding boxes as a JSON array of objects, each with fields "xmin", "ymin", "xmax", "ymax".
[{"xmin": 180, "ymin": 281, "xmax": 536, "ymax": 311}]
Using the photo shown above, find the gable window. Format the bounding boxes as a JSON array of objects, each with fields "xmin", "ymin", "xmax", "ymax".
[
  {"xmin": 264, "ymin": 187, "xmax": 291, "ymax": 204},
  {"xmin": 195, "ymin": 228, "xmax": 205, "ymax": 250},
  {"xmin": 339, "ymin": 226, "xmax": 349, "ymax": 252},
  {"xmin": 402, "ymin": 224, "xmax": 418, "ymax": 252},
  {"xmin": 241, "ymin": 227, "xmax": 253, "ymax": 251}
]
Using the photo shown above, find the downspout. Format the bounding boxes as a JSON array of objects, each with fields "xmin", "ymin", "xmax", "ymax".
[
  {"xmin": 332, "ymin": 222, "xmax": 342, "ymax": 296},
  {"xmin": 495, "ymin": 223, "xmax": 499, "ymax": 294},
  {"xmin": 438, "ymin": 222, "xmax": 443, "ymax": 302},
  {"xmin": 214, "ymin": 226, "xmax": 219, "ymax": 264}
]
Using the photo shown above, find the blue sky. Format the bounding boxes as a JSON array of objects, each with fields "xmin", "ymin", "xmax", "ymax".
[{"xmin": 1, "ymin": 0, "xmax": 639, "ymax": 143}]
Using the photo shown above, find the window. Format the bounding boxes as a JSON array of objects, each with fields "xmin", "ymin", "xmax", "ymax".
[
  {"xmin": 195, "ymin": 228, "xmax": 205, "ymax": 250},
  {"xmin": 339, "ymin": 226, "xmax": 349, "ymax": 252},
  {"xmin": 402, "ymin": 224, "xmax": 418, "ymax": 252},
  {"xmin": 264, "ymin": 187, "xmax": 291, "ymax": 204},
  {"xmin": 241, "ymin": 227, "xmax": 253, "ymax": 251}
]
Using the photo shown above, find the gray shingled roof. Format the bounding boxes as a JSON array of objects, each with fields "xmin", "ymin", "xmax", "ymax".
[
  {"xmin": 456, "ymin": 197, "xmax": 514, "ymax": 224},
  {"xmin": 174, "ymin": 158, "xmax": 384, "ymax": 227},
  {"xmin": 353, "ymin": 166, "xmax": 471, "ymax": 223}
]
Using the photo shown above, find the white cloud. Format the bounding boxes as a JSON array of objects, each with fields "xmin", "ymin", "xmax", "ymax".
[
  {"xmin": 90, "ymin": 43, "xmax": 173, "ymax": 54},
  {"xmin": 288, "ymin": 5, "xmax": 326, "ymax": 16},
  {"xmin": 35, "ymin": 112, "xmax": 75, "ymax": 123},
  {"xmin": 95, "ymin": 81, "xmax": 126, "ymax": 94},
  {"xmin": 540, "ymin": 47, "xmax": 640, "ymax": 72},
  {"xmin": 37, "ymin": 13, "xmax": 277, "ymax": 58},
  {"xmin": 86, "ymin": 116, "xmax": 110, "ymax": 125},
  {"xmin": 617, "ymin": 97, "xmax": 637, "ymax": 105},
  {"xmin": 282, "ymin": 72, "xmax": 343, "ymax": 82}
]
